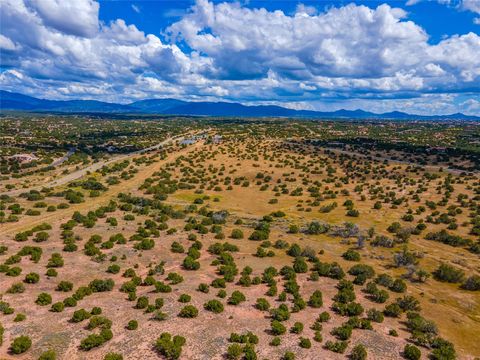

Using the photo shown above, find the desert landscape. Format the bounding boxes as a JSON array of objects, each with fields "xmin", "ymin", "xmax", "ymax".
[
  {"xmin": 1, "ymin": 115, "xmax": 479, "ymax": 360},
  {"xmin": 2, "ymin": 0, "xmax": 480, "ymax": 359}
]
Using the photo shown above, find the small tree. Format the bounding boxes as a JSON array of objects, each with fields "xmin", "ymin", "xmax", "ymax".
[
  {"xmin": 38, "ymin": 349, "xmax": 56, "ymax": 360},
  {"xmin": 271, "ymin": 320, "xmax": 286, "ymax": 335},
  {"xmin": 226, "ymin": 343, "xmax": 243, "ymax": 360},
  {"xmin": 104, "ymin": 353, "xmax": 123, "ymax": 360},
  {"xmin": 230, "ymin": 229, "xmax": 244, "ymax": 239},
  {"xmin": 350, "ymin": 344, "xmax": 367, "ymax": 360},
  {"xmin": 308, "ymin": 290, "xmax": 323, "ymax": 308},
  {"xmin": 127, "ymin": 320, "xmax": 138, "ymax": 330},
  {"xmin": 204, "ymin": 300, "xmax": 224, "ymax": 313},
  {"xmin": 228, "ymin": 291, "xmax": 246, "ymax": 305},
  {"xmin": 403, "ymin": 344, "xmax": 421, "ymax": 360},
  {"xmin": 178, "ymin": 305, "xmax": 199, "ymax": 318},
  {"xmin": 155, "ymin": 332, "xmax": 186, "ymax": 360},
  {"xmin": 290, "ymin": 322, "xmax": 304, "ymax": 334},
  {"xmin": 10, "ymin": 336, "xmax": 32, "ymax": 354},
  {"xmin": 36, "ymin": 292, "xmax": 52, "ymax": 306},
  {"xmin": 255, "ymin": 298, "xmax": 270, "ymax": 311},
  {"xmin": 299, "ymin": 337, "xmax": 311, "ymax": 349}
]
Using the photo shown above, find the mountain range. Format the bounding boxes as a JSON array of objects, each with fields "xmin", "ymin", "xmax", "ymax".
[{"xmin": 1, "ymin": 90, "xmax": 478, "ymax": 120}]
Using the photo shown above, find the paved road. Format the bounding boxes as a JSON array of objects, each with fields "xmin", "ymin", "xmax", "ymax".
[
  {"xmin": 51, "ymin": 147, "xmax": 77, "ymax": 167},
  {"xmin": 2, "ymin": 134, "xmax": 185, "ymax": 197}
]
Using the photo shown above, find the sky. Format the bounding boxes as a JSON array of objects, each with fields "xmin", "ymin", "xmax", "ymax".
[{"xmin": 1, "ymin": 0, "xmax": 480, "ymax": 115}]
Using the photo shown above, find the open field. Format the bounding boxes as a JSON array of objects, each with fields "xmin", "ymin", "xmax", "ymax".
[{"xmin": 1, "ymin": 115, "xmax": 479, "ymax": 360}]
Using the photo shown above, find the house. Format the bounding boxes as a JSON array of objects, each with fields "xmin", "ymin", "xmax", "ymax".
[
  {"xmin": 180, "ymin": 139, "xmax": 197, "ymax": 145},
  {"xmin": 9, "ymin": 154, "xmax": 38, "ymax": 163}
]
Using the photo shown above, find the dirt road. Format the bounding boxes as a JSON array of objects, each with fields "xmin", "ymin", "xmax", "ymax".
[{"xmin": 2, "ymin": 134, "xmax": 186, "ymax": 197}]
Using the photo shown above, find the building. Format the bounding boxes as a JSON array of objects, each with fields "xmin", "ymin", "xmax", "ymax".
[{"xmin": 9, "ymin": 154, "xmax": 38, "ymax": 163}]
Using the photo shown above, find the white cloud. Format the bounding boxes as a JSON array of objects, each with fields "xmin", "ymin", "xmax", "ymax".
[
  {"xmin": 405, "ymin": 0, "xmax": 422, "ymax": 6},
  {"xmin": 461, "ymin": 0, "xmax": 480, "ymax": 14},
  {"xmin": 131, "ymin": 4, "xmax": 140, "ymax": 14},
  {"xmin": 461, "ymin": 98, "xmax": 480, "ymax": 112},
  {"xmin": 167, "ymin": 0, "xmax": 479, "ymax": 93},
  {"xmin": 0, "ymin": 0, "xmax": 479, "ymax": 115},
  {"xmin": 24, "ymin": 0, "xmax": 99, "ymax": 37},
  {"xmin": 0, "ymin": 34, "xmax": 19, "ymax": 51},
  {"xmin": 295, "ymin": 4, "xmax": 317, "ymax": 16}
]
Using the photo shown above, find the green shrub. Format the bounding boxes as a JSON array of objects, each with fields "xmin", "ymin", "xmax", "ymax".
[
  {"xmin": 127, "ymin": 320, "xmax": 138, "ymax": 330},
  {"xmin": 367, "ymin": 308, "xmax": 384, "ymax": 323},
  {"xmin": 47, "ymin": 253, "xmax": 64, "ymax": 268},
  {"xmin": 155, "ymin": 332, "xmax": 186, "ymax": 360},
  {"xmin": 7, "ymin": 282, "xmax": 25, "ymax": 294},
  {"xmin": 342, "ymin": 249, "xmax": 361, "ymax": 261},
  {"xmin": 10, "ymin": 336, "xmax": 32, "ymax": 354},
  {"xmin": 433, "ymin": 263, "xmax": 464, "ymax": 283},
  {"xmin": 103, "ymin": 353, "xmax": 123, "ymax": 360},
  {"xmin": 324, "ymin": 340, "xmax": 348, "ymax": 353},
  {"xmin": 271, "ymin": 320, "xmax": 286, "ymax": 335},
  {"xmin": 56, "ymin": 281, "xmax": 73, "ymax": 292},
  {"xmin": 35, "ymin": 292, "xmax": 52, "ymax": 306},
  {"xmin": 230, "ymin": 229, "xmax": 244, "ymax": 239},
  {"xmin": 135, "ymin": 296, "xmax": 149, "ymax": 309},
  {"xmin": 308, "ymin": 290, "xmax": 323, "ymax": 308},
  {"xmin": 79, "ymin": 329, "xmax": 112, "ymax": 350},
  {"xmin": 46, "ymin": 269, "xmax": 57, "ymax": 277},
  {"xmin": 384, "ymin": 303, "xmax": 402, "ymax": 317},
  {"xmin": 403, "ymin": 344, "xmax": 421, "ymax": 360},
  {"xmin": 290, "ymin": 322, "xmax": 304, "ymax": 334},
  {"xmin": 293, "ymin": 257, "xmax": 308, "ymax": 273},
  {"xmin": 88, "ymin": 316, "xmax": 112, "ymax": 330},
  {"xmin": 14, "ymin": 313, "xmax": 26, "ymax": 322},
  {"xmin": 178, "ymin": 294, "xmax": 191, "ymax": 303},
  {"xmin": 204, "ymin": 300, "xmax": 224, "ymax": 313},
  {"xmin": 350, "ymin": 344, "xmax": 367, "ymax": 360},
  {"xmin": 318, "ymin": 311, "xmax": 331, "ymax": 322},
  {"xmin": 332, "ymin": 324, "xmax": 353, "ymax": 340},
  {"xmin": 178, "ymin": 305, "xmax": 199, "ymax": 318},
  {"xmin": 255, "ymin": 298, "xmax": 270, "ymax": 311},
  {"xmin": 282, "ymin": 352, "xmax": 295, "ymax": 360},
  {"xmin": 25, "ymin": 272, "xmax": 40, "ymax": 283},
  {"xmin": 462, "ymin": 275, "xmax": 480, "ymax": 291},
  {"xmin": 89, "ymin": 278, "xmax": 114, "ymax": 292},
  {"xmin": 299, "ymin": 337, "xmax": 311, "ymax": 349},
  {"xmin": 38, "ymin": 349, "xmax": 57, "ymax": 360},
  {"xmin": 228, "ymin": 291, "xmax": 246, "ymax": 305},
  {"xmin": 226, "ymin": 343, "xmax": 242, "ymax": 359},
  {"xmin": 71, "ymin": 309, "xmax": 91, "ymax": 323},
  {"xmin": 50, "ymin": 302, "xmax": 64, "ymax": 312}
]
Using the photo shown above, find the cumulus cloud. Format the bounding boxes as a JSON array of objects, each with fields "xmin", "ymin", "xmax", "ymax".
[
  {"xmin": 167, "ymin": 0, "xmax": 479, "ymax": 93},
  {"xmin": 295, "ymin": 3, "xmax": 318, "ymax": 16},
  {"xmin": 0, "ymin": 0, "xmax": 479, "ymax": 115},
  {"xmin": 0, "ymin": 34, "xmax": 20, "ymax": 51},
  {"xmin": 24, "ymin": 0, "xmax": 99, "ymax": 37},
  {"xmin": 461, "ymin": 0, "xmax": 480, "ymax": 14}
]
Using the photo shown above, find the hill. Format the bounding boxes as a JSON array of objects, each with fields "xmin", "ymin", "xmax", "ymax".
[{"xmin": 1, "ymin": 90, "xmax": 479, "ymax": 120}]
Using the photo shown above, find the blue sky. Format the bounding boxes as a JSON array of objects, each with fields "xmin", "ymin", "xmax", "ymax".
[
  {"xmin": 98, "ymin": 1, "xmax": 479, "ymax": 44},
  {"xmin": 1, "ymin": 0, "xmax": 480, "ymax": 115}
]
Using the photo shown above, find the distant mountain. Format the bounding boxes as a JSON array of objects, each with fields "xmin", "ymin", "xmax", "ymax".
[
  {"xmin": 130, "ymin": 98, "xmax": 188, "ymax": 113},
  {"xmin": 0, "ymin": 90, "xmax": 134, "ymax": 112},
  {"xmin": 1, "ymin": 90, "xmax": 479, "ymax": 120}
]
